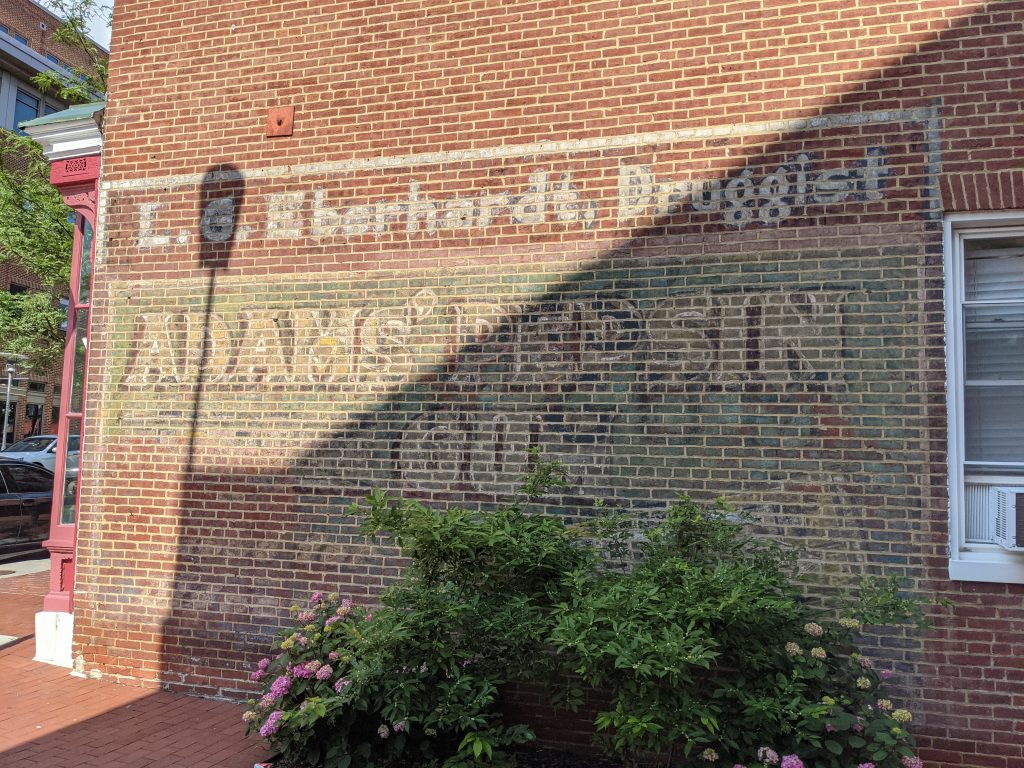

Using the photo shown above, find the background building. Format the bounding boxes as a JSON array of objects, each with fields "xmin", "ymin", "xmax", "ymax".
[
  {"xmin": 55, "ymin": 2, "xmax": 1024, "ymax": 766},
  {"xmin": 0, "ymin": 0, "xmax": 107, "ymax": 446},
  {"xmin": 0, "ymin": 0, "xmax": 100, "ymax": 134}
]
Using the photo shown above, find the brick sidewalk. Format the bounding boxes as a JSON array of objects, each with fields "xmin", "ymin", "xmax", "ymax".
[{"xmin": 0, "ymin": 570, "xmax": 272, "ymax": 768}]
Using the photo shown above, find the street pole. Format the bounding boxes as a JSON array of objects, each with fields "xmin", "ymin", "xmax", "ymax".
[{"xmin": 2, "ymin": 362, "xmax": 13, "ymax": 451}]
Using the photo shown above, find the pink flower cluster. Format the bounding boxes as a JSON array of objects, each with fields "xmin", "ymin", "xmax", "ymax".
[
  {"xmin": 269, "ymin": 675, "xmax": 291, "ymax": 698},
  {"xmin": 259, "ymin": 710, "xmax": 284, "ymax": 738},
  {"xmin": 780, "ymin": 756, "xmax": 804, "ymax": 768},
  {"xmin": 293, "ymin": 663, "xmax": 315, "ymax": 679},
  {"xmin": 316, "ymin": 664, "xmax": 333, "ymax": 681},
  {"xmin": 757, "ymin": 748, "xmax": 779, "ymax": 765},
  {"xmin": 901, "ymin": 757, "xmax": 923, "ymax": 768},
  {"xmin": 334, "ymin": 677, "xmax": 352, "ymax": 694},
  {"xmin": 250, "ymin": 657, "xmax": 271, "ymax": 682}
]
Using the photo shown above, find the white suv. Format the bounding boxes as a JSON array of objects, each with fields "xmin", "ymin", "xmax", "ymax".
[{"xmin": 1, "ymin": 434, "xmax": 80, "ymax": 472}]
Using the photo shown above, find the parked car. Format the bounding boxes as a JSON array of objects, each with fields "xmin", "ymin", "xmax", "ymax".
[
  {"xmin": 0, "ymin": 434, "xmax": 80, "ymax": 472},
  {"xmin": 0, "ymin": 459, "xmax": 53, "ymax": 560}
]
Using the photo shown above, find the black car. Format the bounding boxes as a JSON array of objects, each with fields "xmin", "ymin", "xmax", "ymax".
[{"xmin": 0, "ymin": 458, "xmax": 54, "ymax": 560}]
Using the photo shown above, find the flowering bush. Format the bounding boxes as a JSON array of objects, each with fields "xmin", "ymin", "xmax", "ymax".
[
  {"xmin": 244, "ymin": 460, "xmax": 927, "ymax": 768},
  {"xmin": 244, "ymin": 457, "xmax": 585, "ymax": 768}
]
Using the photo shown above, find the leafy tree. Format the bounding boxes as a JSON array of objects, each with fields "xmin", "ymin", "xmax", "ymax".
[
  {"xmin": 32, "ymin": 0, "xmax": 110, "ymax": 101},
  {"xmin": 0, "ymin": 133, "xmax": 74, "ymax": 372},
  {"xmin": 0, "ymin": 0, "xmax": 108, "ymax": 372}
]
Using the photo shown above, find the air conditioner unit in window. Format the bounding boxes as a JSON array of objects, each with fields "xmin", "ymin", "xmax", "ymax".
[{"xmin": 992, "ymin": 487, "xmax": 1024, "ymax": 551}]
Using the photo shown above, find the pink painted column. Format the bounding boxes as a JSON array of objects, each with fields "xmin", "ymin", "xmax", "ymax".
[{"xmin": 41, "ymin": 153, "xmax": 100, "ymax": 615}]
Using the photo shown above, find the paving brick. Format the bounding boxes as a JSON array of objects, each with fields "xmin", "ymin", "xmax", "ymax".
[{"xmin": 0, "ymin": 575, "xmax": 269, "ymax": 767}]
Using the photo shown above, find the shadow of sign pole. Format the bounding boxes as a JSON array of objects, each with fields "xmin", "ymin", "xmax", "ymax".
[{"xmin": 186, "ymin": 165, "xmax": 245, "ymax": 478}]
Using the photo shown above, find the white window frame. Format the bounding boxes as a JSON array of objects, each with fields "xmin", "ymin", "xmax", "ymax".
[{"xmin": 945, "ymin": 212, "xmax": 1024, "ymax": 583}]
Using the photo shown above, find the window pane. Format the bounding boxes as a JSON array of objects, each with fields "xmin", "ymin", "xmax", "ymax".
[
  {"xmin": 3, "ymin": 436, "xmax": 51, "ymax": 453},
  {"xmin": 4, "ymin": 463, "xmax": 54, "ymax": 493},
  {"xmin": 24, "ymin": 404, "xmax": 42, "ymax": 435},
  {"xmin": 0, "ymin": 470, "xmax": 13, "ymax": 546},
  {"xmin": 965, "ymin": 237, "xmax": 1024, "ymax": 301},
  {"xmin": 965, "ymin": 385, "xmax": 1024, "ymax": 463},
  {"xmin": 69, "ymin": 308, "xmax": 89, "ymax": 414},
  {"xmin": 61, "ymin": 418, "xmax": 82, "ymax": 525},
  {"xmin": 12, "ymin": 89, "xmax": 39, "ymax": 132},
  {"xmin": 78, "ymin": 219, "xmax": 93, "ymax": 304},
  {"xmin": 3, "ymin": 403, "xmax": 16, "ymax": 448},
  {"xmin": 964, "ymin": 305, "xmax": 1024, "ymax": 381}
]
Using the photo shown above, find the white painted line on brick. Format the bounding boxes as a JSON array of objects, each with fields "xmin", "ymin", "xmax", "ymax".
[
  {"xmin": 101, "ymin": 107, "xmax": 939, "ymax": 192},
  {"xmin": 0, "ymin": 634, "xmax": 18, "ymax": 647}
]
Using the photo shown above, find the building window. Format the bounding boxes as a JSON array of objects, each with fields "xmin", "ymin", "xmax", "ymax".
[
  {"xmin": 9, "ymin": 283, "xmax": 27, "ymax": 294},
  {"xmin": 3, "ymin": 403, "xmax": 16, "ymax": 448},
  {"xmin": 13, "ymin": 33, "xmax": 27, "ymax": 45},
  {"xmin": 24, "ymin": 403, "xmax": 43, "ymax": 436},
  {"xmin": 0, "ymin": 24, "xmax": 9, "ymax": 35},
  {"xmin": 13, "ymin": 89, "xmax": 39, "ymax": 132},
  {"xmin": 946, "ymin": 214, "xmax": 1024, "ymax": 582},
  {"xmin": 45, "ymin": 53, "xmax": 59, "ymax": 65}
]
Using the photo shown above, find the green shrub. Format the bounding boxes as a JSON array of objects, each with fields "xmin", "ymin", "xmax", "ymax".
[
  {"xmin": 244, "ymin": 462, "xmax": 927, "ymax": 768},
  {"xmin": 245, "ymin": 457, "xmax": 586, "ymax": 768},
  {"xmin": 548, "ymin": 497, "xmax": 924, "ymax": 768}
]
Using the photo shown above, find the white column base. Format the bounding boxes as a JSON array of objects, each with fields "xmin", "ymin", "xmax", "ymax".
[{"xmin": 34, "ymin": 611, "xmax": 74, "ymax": 668}]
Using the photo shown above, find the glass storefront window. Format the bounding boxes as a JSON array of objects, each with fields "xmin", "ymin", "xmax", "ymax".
[
  {"xmin": 78, "ymin": 220, "xmax": 93, "ymax": 305},
  {"xmin": 55, "ymin": 212, "xmax": 94, "ymax": 531},
  {"xmin": 69, "ymin": 308, "xmax": 88, "ymax": 415},
  {"xmin": 61, "ymin": 418, "xmax": 82, "ymax": 525}
]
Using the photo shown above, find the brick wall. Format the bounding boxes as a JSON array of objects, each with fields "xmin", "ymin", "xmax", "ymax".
[{"xmin": 81, "ymin": 2, "xmax": 1024, "ymax": 767}]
